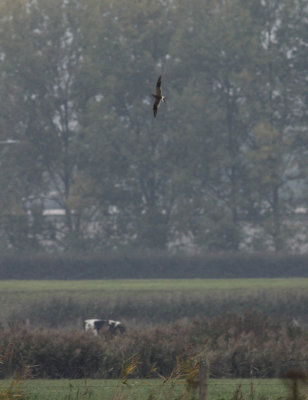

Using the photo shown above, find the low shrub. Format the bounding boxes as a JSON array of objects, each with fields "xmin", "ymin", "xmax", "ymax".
[{"xmin": 0, "ymin": 312, "xmax": 306, "ymax": 379}]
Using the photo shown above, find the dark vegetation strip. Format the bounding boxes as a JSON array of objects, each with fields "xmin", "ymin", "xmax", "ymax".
[
  {"xmin": 0, "ymin": 312, "xmax": 307, "ymax": 379},
  {"xmin": 0, "ymin": 252, "xmax": 308, "ymax": 279}
]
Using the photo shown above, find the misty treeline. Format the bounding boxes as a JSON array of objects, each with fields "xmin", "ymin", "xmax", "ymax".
[{"xmin": 0, "ymin": 0, "xmax": 307, "ymax": 253}]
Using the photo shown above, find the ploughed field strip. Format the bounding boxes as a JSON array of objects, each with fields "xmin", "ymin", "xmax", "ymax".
[{"xmin": 0, "ymin": 278, "xmax": 307, "ymax": 323}]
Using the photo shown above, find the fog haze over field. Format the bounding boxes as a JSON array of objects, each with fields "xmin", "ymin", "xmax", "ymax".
[{"xmin": 0, "ymin": 0, "xmax": 307, "ymax": 254}]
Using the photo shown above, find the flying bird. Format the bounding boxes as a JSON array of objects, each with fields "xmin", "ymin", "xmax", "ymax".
[{"xmin": 152, "ymin": 75, "xmax": 166, "ymax": 117}]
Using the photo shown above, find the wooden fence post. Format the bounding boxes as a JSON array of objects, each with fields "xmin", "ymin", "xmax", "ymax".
[{"xmin": 199, "ymin": 355, "xmax": 209, "ymax": 400}]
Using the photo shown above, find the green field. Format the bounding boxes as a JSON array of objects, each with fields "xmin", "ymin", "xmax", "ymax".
[
  {"xmin": 0, "ymin": 378, "xmax": 291, "ymax": 400},
  {"xmin": 1, "ymin": 277, "xmax": 307, "ymax": 295},
  {"xmin": 0, "ymin": 278, "xmax": 307, "ymax": 325}
]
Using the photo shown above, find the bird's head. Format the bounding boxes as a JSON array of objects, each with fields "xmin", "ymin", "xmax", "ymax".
[{"xmin": 162, "ymin": 96, "xmax": 166, "ymax": 102}]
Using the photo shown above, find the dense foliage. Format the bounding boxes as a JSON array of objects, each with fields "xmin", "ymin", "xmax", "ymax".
[
  {"xmin": 0, "ymin": 0, "xmax": 307, "ymax": 252},
  {"xmin": 0, "ymin": 312, "xmax": 307, "ymax": 379}
]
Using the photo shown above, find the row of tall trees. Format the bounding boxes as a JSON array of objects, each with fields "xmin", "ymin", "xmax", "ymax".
[{"xmin": 0, "ymin": 0, "xmax": 307, "ymax": 252}]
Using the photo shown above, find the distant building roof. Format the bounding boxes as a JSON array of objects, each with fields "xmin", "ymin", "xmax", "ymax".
[{"xmin": 43, "ymin": 209, "xmax": 66, "ymax": 216}]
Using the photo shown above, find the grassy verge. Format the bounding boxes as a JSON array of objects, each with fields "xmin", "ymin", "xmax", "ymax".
[{"xmin": 0, "ymin": 379, "xmax": 290, "ymax": 400}]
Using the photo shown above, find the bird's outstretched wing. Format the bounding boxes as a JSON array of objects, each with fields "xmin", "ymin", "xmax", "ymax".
[
  {"xmin": 153, "ymin": 97, "xmax": 160, "ymax": 118},
  {"xmin": 156, "ymin": 75, "xmax": 162, "ymax": 96}
]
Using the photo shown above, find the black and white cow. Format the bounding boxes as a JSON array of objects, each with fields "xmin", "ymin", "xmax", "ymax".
[{"xmin": 84, "ymin": 319, "xmax": 126, "ymax": 336}]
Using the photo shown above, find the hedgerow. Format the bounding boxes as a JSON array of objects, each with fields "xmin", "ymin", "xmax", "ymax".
[
  {"xmin": 0, "ymin": 312, "xmax": 306, "ymax": 379},
  {"xmin": 0, "ymin": 251, "xmax": 307, "ymax": 279}
]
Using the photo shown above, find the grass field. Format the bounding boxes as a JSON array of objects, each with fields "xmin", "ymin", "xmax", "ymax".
[
  {"xmin": 0, "ymin": 378, "xmax": 291, "ymax": 400},
  {"xmin": 1, "ymin": 277, "xmax": 307, "ymax": 295},
  {"xmin": 0, "ymin": 278, "xmax": 307, "ymax": 325}
]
